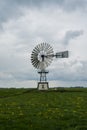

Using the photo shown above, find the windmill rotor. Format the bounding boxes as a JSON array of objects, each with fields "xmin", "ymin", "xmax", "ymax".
[{"xmin": 31, "ymin": 43, "xmax": 54, "ymax": 70}]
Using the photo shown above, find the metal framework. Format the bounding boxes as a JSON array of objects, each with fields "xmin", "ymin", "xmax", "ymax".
[{"xmin": 38, "ymin": 70, "xmax": 49, "ymax": 82}]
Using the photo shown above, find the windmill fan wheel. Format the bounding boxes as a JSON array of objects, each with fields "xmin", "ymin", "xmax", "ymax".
[{"xmin": 31, "ymin": 43, "xmax": 54, "ymax": 70}]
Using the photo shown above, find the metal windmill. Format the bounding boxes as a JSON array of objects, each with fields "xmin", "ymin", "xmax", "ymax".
[{"xmin": 31, "ymin": 43, "xmax": 69, "ymax": 90}]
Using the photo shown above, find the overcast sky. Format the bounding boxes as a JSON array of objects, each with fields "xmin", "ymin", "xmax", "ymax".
[{"xmin": 0, "ymin": 0, "xmax": 87, "ymax": 88}]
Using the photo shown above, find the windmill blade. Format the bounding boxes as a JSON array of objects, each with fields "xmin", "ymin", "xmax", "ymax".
[{"xmin": 55, "ymin": 51, "xmax": 69, "ymax": 58}]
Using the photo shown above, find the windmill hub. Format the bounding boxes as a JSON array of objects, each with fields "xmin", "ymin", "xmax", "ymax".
[
  {"xmin": 31, "ymin": 43, "xmax": 69, "ymax": 90},
  {"xmin": 38, "ymin": 51, "xmax": 46, "ymax": 62}
]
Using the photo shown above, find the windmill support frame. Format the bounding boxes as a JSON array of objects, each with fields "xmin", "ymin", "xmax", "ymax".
[{"xmin": 37, "ymin": 70, "xmax": 49, "ymax": 90}]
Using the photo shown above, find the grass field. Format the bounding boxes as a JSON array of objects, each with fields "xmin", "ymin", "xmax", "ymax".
[{"xmin": 0, "ymin": 88, "xmax": 87, "ymax": 130}]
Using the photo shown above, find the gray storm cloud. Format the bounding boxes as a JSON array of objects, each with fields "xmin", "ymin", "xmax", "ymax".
[
  {"xmin": 63, "ymin": 30, "xmax": 83, "ymax": 45},
  {"xmin": 0, "ymin": 0, "xmax": 87, "ymax": 24}
]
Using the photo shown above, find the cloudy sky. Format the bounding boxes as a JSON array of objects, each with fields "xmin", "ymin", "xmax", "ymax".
[{"xmin": 0, "ymin": 0, "xmax": 87, "ymax": 88}]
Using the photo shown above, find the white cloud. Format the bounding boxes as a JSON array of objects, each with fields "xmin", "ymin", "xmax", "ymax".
[
  {"xmin": 0, "ymin": 72, "xmax": 13, "ymax": 80},
  {"xmin": 0, "ymin": 1, "xmax": 87, "ymax": 87}
]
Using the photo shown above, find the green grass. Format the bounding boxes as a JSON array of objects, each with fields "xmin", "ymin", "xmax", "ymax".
[{"xmin": 0, "ymin": 88, "xmax": 87, "ymax": 130}]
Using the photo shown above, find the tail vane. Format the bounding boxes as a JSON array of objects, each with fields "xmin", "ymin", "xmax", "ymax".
[{"xmin": 55, "ymin": 51, "xmax": 69, "ymax": 58}]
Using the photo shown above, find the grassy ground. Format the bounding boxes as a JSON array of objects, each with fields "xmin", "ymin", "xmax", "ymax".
[{"xmin": 0, "ymin": 88, "xmax": 87, "ymax": 130}]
